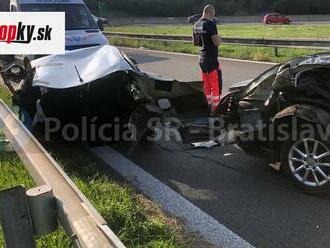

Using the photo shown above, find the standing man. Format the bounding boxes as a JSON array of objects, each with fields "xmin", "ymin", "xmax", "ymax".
[{"xmin": 193, "ymin": 4, "xmax": 222, "ymax": 113}]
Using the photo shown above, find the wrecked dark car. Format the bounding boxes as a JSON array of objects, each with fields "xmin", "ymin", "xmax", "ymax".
[
  {"xmin": 0, "ymin": 45, "xmax": 208, "ymax": 149},
  {"xmin": 3, "ymin": 46, "xmax": 330, "ymax": 192},
  {"xmin": 183, "ymin": 53, "xmax": 330, "ymax": 192}
]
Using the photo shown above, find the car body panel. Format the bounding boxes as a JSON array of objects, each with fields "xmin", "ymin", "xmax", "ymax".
[
  {"xmin": 229, "ymin": 78, "xmax": 254, "ymax": 92},
  {"xmin": 31, "ymin": 45, "xmax": 134, "ymax": 89},
  {"xmin": 65, "ymin": 30, "xmax": 108, "ymax": 50},
  {"xmin": 273, "ymin": 104, "xmax": 330, "ymax": 128}
]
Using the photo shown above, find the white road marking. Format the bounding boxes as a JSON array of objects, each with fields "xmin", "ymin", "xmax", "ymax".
[
  {"xmin": 119, "ymin": 46, "xmax": 278, "ymax": 65},
  {"xmin": 89, "ymin": 146, "xmax": 254, "ymax": 248}
]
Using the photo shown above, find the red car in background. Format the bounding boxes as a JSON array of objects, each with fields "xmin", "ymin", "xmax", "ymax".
[{"xmin": 263, "ymin": 13, "xmax": 291, "ymax": 24}]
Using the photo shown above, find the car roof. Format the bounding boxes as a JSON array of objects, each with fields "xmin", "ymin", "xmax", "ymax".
[{"xmin": 16, "ymin": 0, "xmax": 85, "ymax": 4}]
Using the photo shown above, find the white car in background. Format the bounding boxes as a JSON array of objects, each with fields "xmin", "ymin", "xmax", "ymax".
[{"xmin": 9, "ymin": 0, "xmax": 109, "ymax": 51}]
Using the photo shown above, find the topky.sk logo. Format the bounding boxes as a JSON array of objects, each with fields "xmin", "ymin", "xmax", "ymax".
[
  {"xmin": 0, "ymin": 12, "xmax": 65, "ymax": 55},
  {"xmin": 0, "ymin": 22, "xmax": 53, "ymax": 44}
]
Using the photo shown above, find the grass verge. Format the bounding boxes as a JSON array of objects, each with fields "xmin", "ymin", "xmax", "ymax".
[
  {"xmin": 107, "ymin": 24, "xmax": 329, "ymax": 63},
  {"xmin": 107, "ymin": 24, "xmax": 330, "ymax": 39},
  {"xmin": 46, "ymin": 143, "xmax": 187, "ymax": 248},
  {"xmin": 0, "ymin": 153, "xmax": 72, "ymax": 247},
  {"xmin": 109, "ymin": 37, "xmax": 325, "ymax": 63},
  {"xmin": 0, "ymin": 82, "xmax": 193, "ymax": 247}
]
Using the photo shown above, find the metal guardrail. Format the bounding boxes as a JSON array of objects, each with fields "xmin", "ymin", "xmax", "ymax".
[
  {"xmin": 105, "ymin": 32, "xmax": 330, "ymax": 50},
  {"xmin": 0, "ymin": 99, "xmax": 126, "ymax": 248}
]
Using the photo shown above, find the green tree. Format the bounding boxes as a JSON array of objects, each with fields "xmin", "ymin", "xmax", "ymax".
[{"xmin": 85, "ymin": 0, "xmax": 330, "ymax": 16}]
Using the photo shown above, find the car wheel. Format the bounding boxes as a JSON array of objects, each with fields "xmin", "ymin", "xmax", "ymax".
[
  {"xmin": 266, "ymin": 20, "xmax": 271, "ymax": 24},
  {"xmin": 281, "ymin": 129, "xmax": 330, "ymax": 192}
]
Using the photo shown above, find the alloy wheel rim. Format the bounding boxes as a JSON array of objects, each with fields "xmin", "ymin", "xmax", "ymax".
[{"xmin": 288, "ymin": 138, "xmax": 330, "ymax": 187}]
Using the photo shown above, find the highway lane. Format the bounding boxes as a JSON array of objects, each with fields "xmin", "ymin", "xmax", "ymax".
[
  {"xmin": 120, "ymin": 47, "xmax": 274, "ymax": 92},
  {"xmin": 114, "ymin": 48, "xmax": 330, "ymax": 248}
]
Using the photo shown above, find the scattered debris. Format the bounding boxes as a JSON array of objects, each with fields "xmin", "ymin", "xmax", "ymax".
[{"xmin": 192, "ymin": 140, "xmax": 219, "ymax": 149}]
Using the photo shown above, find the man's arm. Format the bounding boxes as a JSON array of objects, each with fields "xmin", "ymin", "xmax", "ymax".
[
  {"xmin": 211, "ymin": 34, "xmax": 222, "ymax": 47},
  {"xmin": 208, "ymin": 21, "xmax": 221, "ymax": 47}
]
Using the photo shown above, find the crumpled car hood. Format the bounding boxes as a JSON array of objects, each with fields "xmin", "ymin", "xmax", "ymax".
[{"xmin": 31, "ymin": 45, "xmax": 134, "ymax": 89}]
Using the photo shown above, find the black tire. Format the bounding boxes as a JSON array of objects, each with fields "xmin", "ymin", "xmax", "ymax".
[
  {"xmin": 266, "ymin": 20, "xmax": 271, "ymax": 24},
  {"xmin": 280, "ymin": 124, "xmax": 330, "ymax": 192},
  {"xmin": 126, "ymin": 106, "xmax": 159, "ymax": 155}
]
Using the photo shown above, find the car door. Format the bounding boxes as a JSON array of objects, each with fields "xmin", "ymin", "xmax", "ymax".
[
  {"xmin": 279, "ymin": 15, "xmax": 286, "ymax": 23},
  {"xmin": 273, "ymin": 14, "xmax": 281, "ymax": 23}
]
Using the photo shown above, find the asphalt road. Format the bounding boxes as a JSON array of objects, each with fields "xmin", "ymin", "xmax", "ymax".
[
  {"xmin": 120, "ymin": 47, "xmax": 273, "ymax": 92},
  {"xmin": 115, "ymin": 48, "xmax": 330, "ymax": 248}
]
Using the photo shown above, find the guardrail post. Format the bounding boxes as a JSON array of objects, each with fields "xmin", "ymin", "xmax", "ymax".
[
  {"xmin": 274, "ymin": 47, "xmax": 279, "ymax": 57},
  {"xmin": 27, "ymin": 185, "xmax": 58, "ymax": 236},
  {"xmin": 0, "ymin": 186, "xmax": 36, "ymax": 248},
  {"xmin": 0, "ymin": 99, "xmax": 121, "ymax": 248},
  {"xmin": 0, "ymin": 139, "xmax": 13, "ymax": 152}
]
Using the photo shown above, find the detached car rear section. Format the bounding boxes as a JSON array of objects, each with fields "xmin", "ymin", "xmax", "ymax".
[
  {"xmin": 171, "ymin": 53, "xmax": 330, "ymax": 192},
  {"xmin": 216, "ymin": 53, "xmax": 330, "ymax": 192}
]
